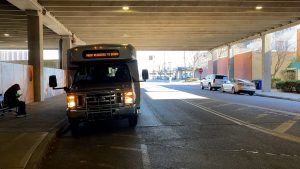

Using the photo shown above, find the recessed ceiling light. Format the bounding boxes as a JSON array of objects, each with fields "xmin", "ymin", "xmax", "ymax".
[
  {"xmin": 4, "ymin": 33, "xmax": 10, "ymax": 37},
  {"xmin": 122, "ymin": 6, "xmax": 130, "ymax": 11},
  {"xmin": 256, "ymin": 6, "xmax": 263, "ymax": 10},
  {"xmin": 122, "ymin": 34, "xmax": 130, "ymax": 37}
]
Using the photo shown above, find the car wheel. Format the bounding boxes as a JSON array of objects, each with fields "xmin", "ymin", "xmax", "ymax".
[
  {"xmin": 249, "ymin": 92, "xmax": 254, "ymax": 96},
  {"xmin": 201, "ymin": 83, "xmax": 204, "ymax": 90},
  {"xmin": 231, "ymin": 87, "xmax": 236, "ymax": 94},
  {"xmin": 221, "ymin": 86, "xmax": 225, "ymax": 93},
  {"xmin": 208, "ymin": 83, "xmax": 212, "ymax": 91}
]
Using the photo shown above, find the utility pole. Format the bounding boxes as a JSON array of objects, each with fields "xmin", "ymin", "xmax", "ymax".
[
  {"xmin": 184, "ymin": 51, "xmax": 186, "ymax": 79},
  {"xmin": 163, "ymin": 51, "xmax": 166, "ymax": 75}
]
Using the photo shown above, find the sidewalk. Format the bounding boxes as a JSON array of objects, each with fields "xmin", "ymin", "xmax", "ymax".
[
  {"xmin": 0, "ymin": 94, "xmax": 67, "ymax": 169},
  {"xmin": 255, "ymin": 89, "xmax": 300, "ymax": 102}
]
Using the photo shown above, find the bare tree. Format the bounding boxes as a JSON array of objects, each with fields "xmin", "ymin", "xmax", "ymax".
[
  {"xmin": 191, "ymin": 53, "xmax": 201, "ymax": 78},
  {"xmin": 210, "ymin": 47, "xmax": 228, "ymax": 60},
  {"xmin": 185, "ymin": 52, "xmax": 207, "ymax": 78},
  {"xmin": 272, "ymin": 40, "xmax": 296, "ymax": 78},
  {"xmin": 207, "ymin": 46, "xmax": 228, "ymax": 74}
]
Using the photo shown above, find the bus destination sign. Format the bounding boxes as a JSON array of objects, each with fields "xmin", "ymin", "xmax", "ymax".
[{"xmin": 83, "ymin": 50, "xmax": 120, "ymax": 58}]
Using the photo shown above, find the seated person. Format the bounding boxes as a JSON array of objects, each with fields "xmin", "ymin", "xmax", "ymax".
[{"xmin": 4, "ymin": 84, "xmax": 26, "ymax": 117}]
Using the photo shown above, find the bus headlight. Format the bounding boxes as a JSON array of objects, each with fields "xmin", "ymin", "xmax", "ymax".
[
  {"xmin": 67, "ymin": 95, "xmax": 76, "ymax": 108},
  {"xmin": 124, "ymin": 91, "xmax": 134, "ymax": 104}
]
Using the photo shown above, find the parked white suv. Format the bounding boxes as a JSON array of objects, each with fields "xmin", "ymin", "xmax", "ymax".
[{"xmin": 201, "ymin": 74, "xmax": 228, "ymax": 91}]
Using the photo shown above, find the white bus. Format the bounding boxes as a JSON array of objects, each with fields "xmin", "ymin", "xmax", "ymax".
[{"xmin": 49, "ymin": 44, "xmax": 148, "ymax": 132}]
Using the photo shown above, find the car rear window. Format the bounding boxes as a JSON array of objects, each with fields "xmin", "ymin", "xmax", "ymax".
[{"xmin": 215, "ymin": 75, "xmax": 227, "ymax": 80}]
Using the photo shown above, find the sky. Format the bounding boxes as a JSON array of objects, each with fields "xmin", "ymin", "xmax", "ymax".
[{"xmin": 137, "ymin": 51, "xmax": 202, "ymax": 72}]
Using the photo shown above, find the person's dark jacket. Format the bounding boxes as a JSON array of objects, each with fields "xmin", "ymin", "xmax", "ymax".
[{"xmin": 4, "ymin": 84, "xmax": 20, "ymax": 107}]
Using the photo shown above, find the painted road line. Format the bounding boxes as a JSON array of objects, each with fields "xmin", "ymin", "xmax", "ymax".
[
  {"xmin": 214, "ymin": 99, "xmax": 299, "ymax": 117},
  {"xmin": 110, "ymin": 146, "xmax": 141, "ymax": 152},
  {"xmin": 196, "ymin": 100, "xmax": 217, "ymax": 105},
  {"xmin": 112, "ymin": 133, "xmax": 142, "ymax": 139},
  {"xmin": 212, "ymin": 103, "xmax": 233, "ymax": 108},
  {"xmin": 256, "ymin": 114, "xmax": 269, "ymax": 119},
  {"xmin": 145, "ymin": 84, "xmax": 299, "ymax": 117},
  {"xmin": 273, "ymin": 120, "xmax": 297, "ymax": 133},
  {"xmin": 151, "ymin": 84, "xmax": 299, "ymax": 117},
  {"xmin": 141, "ymin": 144, "xmax": 151, "ymax": 169},
  {"xmin": 181, "ymin": 99, "xmax": 300, "ymax": 144},
  {"xmin": 234, "ymin": 107, "xmax": 249, "ymax": 111}
]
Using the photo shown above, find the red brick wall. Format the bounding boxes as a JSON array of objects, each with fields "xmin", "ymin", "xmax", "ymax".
[
  {"xmin": 217, "ymin": 57, "xmax": 228, "ymax": 75},
  {"xmin": 234, "ymin": 51, "xmax": 252, "ymax": 80},
  {"xmin": 208, "ymin": 60, "xmax": 213, "ymax": 74}
]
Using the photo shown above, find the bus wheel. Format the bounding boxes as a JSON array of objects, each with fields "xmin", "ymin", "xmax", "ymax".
[
  {"xmin": 128, "ymin": 115, "xmax": 138, "ymax": 127},
  {"xmin": 69, "ymin": 118, "xmax": 79, "ymax": 136}
]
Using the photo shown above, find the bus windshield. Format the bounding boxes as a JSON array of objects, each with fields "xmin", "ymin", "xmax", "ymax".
[{"xmin": 73, "ymin": 64, "xmax": 131, "ymax": 84}]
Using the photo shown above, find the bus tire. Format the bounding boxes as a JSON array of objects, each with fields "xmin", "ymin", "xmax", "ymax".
[
  {"xmin": 128, "ymin": 115, "xmax": 138, "ymax": 127},
  {"xmin": 69, "ymin": 118, "xmax": 79, "ymax": 136}
]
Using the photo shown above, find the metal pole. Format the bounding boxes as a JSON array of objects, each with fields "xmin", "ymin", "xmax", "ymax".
[{"xmin": 184, "ymin": 51, "xmax": 186, "ymax": 79}]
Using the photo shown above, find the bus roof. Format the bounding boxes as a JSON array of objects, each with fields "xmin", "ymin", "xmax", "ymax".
[{"xmin": 68, "ymin": 44, "xmax": 136, "ymax": 65}]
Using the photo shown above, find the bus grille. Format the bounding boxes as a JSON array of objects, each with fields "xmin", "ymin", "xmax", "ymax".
[{"xmin": 77, "ymin": 90, "xmax": 123, "ymax": 120}]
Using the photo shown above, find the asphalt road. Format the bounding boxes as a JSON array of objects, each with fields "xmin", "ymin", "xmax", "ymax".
[{"xmin": 41, "ymin": 82, "xmax": 300, "ymax": 169}]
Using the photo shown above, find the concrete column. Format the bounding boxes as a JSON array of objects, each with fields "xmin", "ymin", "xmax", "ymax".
[
  {"xmin": 27, "ymin": 10, "xmax": 44, "ymax": 102},
  {"xmin": 297, "ymin": 29, "xmax": 300, "ymax": 61},
  {"xmin": 59, "ymin": 38, "xmax": 63, "ymax": 69},
  {"xmin": 262, "ymin": 33, "xmax": 272, "ymax": 92},
  {"xmin": 61, "ymin": 35, "xmax": 72, "ymax": 70},
  {"xmin": 227, "ymin": 45, "xmax": 234, "ymax": 80},
  {"xmin": 212, "ymin": 51, "xmax": 218, "ymax": 74}
]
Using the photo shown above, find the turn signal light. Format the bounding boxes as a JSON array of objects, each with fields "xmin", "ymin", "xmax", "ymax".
[
  {"xmin": 67, "ymin": 95, "xmax": 76, "ymax": 108},
  {"xmin": 124, "ymin": 91, "xmax": 135, "ymax": 104}
]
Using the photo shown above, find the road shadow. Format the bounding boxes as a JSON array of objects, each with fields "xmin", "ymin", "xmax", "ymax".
[{"xmin": 60, "ymin": 118, "xmax": 138, "ymax": 138}]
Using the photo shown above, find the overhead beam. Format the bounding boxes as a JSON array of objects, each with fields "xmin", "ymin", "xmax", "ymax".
[
  {"xmin": 55, "ymin": 16, "xmax": 295, "ymax": 20},
  {"xmin": 44, "ymin": 6, "xmax": 300, "ymax": 13},
  {"xmin": 50, "ymin": 12, "xmax": 300, "ymax": 17},
  {"xmin": 227, "ymin": 19, "xmax": 300, "ymax": 47},
  {"xmin": 39, "ymin": 1, "xmax": 300, "ymax": 8},
  {"xmin": 7, "ymin": 0, "xmax": 85, "ymax": 46}
]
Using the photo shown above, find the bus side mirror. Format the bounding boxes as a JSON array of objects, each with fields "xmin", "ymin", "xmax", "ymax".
[
  {"xmin": 142, "ymin": 69, "xmax": 149, "ymax": 81},
  {"xmin": 49, "ymin": 75, "xmax": 58, "ymax": 88}
]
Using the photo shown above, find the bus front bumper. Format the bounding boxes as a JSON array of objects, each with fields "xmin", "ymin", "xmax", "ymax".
[{"xmin": 67, "ymin": 106, "xmax": 136, "ymax": 121}]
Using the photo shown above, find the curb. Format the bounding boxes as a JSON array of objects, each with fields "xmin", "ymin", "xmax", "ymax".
[
  {"xmin": 24, "ymin": 118, "xmax": 68, "ymax": 169},
  {"xmin": 255, "ymin": 93, "xmax": 300, "ymax": 102}
]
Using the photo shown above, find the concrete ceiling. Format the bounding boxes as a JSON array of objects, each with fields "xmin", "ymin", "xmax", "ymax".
[
  {"xmin": 1, "ymin": 0, "xmax": 300, "ymax": 50},
  {"xmin": 0, "ymin": 0, "xmax": 61, "ymax": 49}
]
